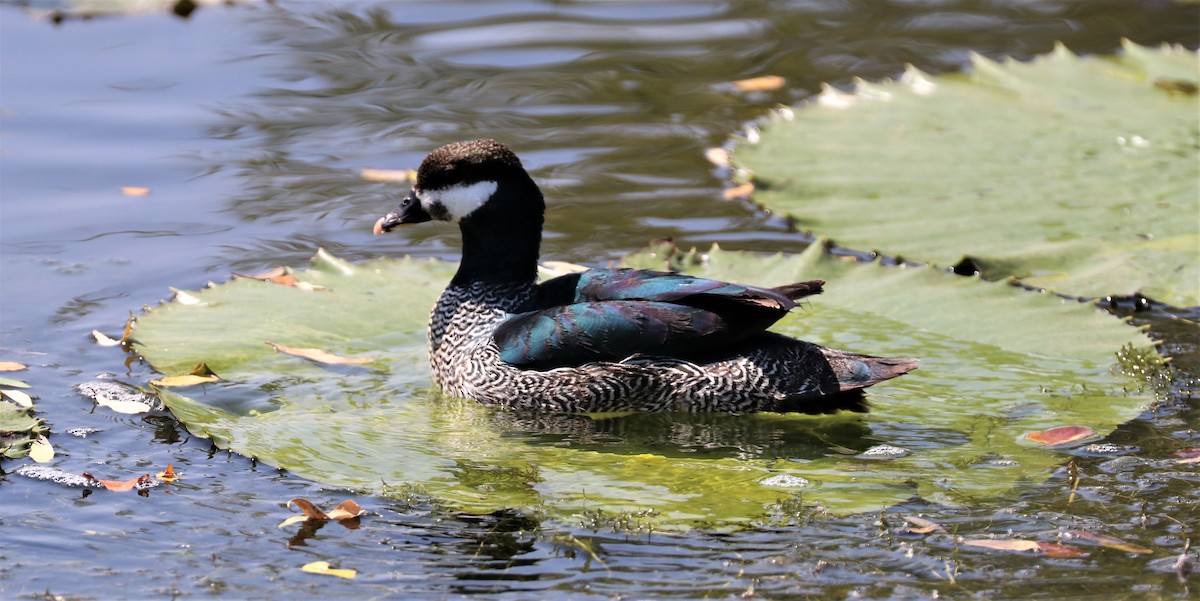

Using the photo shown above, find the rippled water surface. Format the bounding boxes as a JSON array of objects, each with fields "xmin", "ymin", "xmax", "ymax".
[{"xmin": 1, "ymin": 1, "xmax": 1198, "ymax": 598}]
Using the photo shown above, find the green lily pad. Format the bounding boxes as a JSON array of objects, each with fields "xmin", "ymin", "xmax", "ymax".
[
  {"xmin": 1, "ymin": 400, "xmax": 48, "ymax": 460},
  {"xmin": 734, "ymin": 41, "xmax": 1199, "ymax": 306},
  {"xmin": 132, "ymin": 244, "xmax": 1159, "ymax": 525}
]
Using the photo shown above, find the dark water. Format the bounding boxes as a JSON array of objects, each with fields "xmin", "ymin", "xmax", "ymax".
[{"xmin": 1, "ymin": 1, "xmax": 1198, "ymax": 598}]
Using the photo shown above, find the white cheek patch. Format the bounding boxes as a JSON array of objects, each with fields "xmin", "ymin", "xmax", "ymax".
[{"xmin": 418, "ymin": 180, "xmax": 498, "ymax": 222}]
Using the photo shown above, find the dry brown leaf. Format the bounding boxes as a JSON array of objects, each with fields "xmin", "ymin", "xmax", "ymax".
[
  {"xmin": 267, "ymin": 342, "xmax": 374, "ymax": 365},
  {"xmin": 235, "ymin": 267, "xmax": 327, "ymax": 291},
  {"xmin": 121, "ymin": 186, "xmax": 151, "ymax": 197},
  {"xmin": 704, "ymin": 147, "xmax": 730, "ymax": 168},
  {"xmin": 288, "ymin": 498, "xmax": 331, "ymax": 520},
  {"xmin": 732, "ymin": 75, "xmax": 786, "ymax": 92},
  {"xmin": 1067, "ymin": 530, "xmax": 1153, "ymax": 554},
  {"xmin": 902, "ymin": 515, "xmax": 946, "ymax": 534},
  {"xmin": 1038, "ymin": 542, "xmax": 1090, "ymax": 558},
  {"xmin": 326, "ymin": 499, "xmax": 366, "ymax": 520},
  {"xmin": 300, "ymin": 561, "xmax": 356, "ymax": 579},
  {"xmin": 361, "ymin": 167, "xmax": 417, "ymax": 183},
  {"xmin": 83, "ymin": 473, "xmax": 152, "ymax": 492},
  {"xmin": 1026, "ymin": 425, "xmax": 1095, "ymax": 446},
  {"xmin": 963, "ymin": 539, "xmax": 1041, "ymax": 552},
  {"xmin": 0, "ymin": 361, "xmax": 28, "ymax": 372},
  {"xmin": 722, "ymin": 182, "xmax": 755, "ymax": 200},
  {"xmin": 149, "ymin": 374, "xmax": 219, "ymax": 387}
]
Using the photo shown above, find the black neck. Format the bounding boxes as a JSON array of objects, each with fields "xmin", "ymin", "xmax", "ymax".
[{"xmin": 450, "ymin": 182, "xmax": 544, "ymax": 287}]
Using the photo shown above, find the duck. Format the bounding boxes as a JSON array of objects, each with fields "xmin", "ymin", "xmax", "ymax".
[{"xmin": 373, "ymin": 139, "xmax": 917, "ymax": 413}]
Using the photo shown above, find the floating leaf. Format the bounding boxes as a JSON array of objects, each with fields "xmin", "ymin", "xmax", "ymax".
[
  {"xmin": 156, "ymin": 463, "xmax": 179, "ymax": 482},
  {"xmin": 121, "ymin": 186, "xmax": 151, "ymax": 197},
  {"xmin": 902, "ymin": 515, "xmax": 945, "ymax": 534},
  {"xmin": 1026, "ymin": 426, "xmax": 1096, "ymax": 447},
  {"xmin": 299, "ymin": 561, "xmax": 356, "ymax": 579},
  {"xmin": 78, "ymin": 381, "xmax": 160, "ymax": 414},
  {"xmin": 0, "ymin": 377, "xmax": 30, "ymax": 389},
  {"xmin": 265, "ymin": 342, "xmax": 374, "ymax": 365},
  {"xmin": 1037, "ymin": 542, "xmax": 1091, "ymax": 558},
  {"xmin": 360, "ymin": 167, "xmax": 417, "ymax": 183},
  {"xmin": 131, "ymin": 244, "xmax": 1158, "ymax": 525},
  {"xmin": 28, "ymin": 435, "xmax": 54, "ymax": 463},
  {"xmin": 963, "ymin": 539, "xmax": 1042, "ymax": 553},
  {"xmin": 92, "ymin": 330, "xmax": 123, "ymax": 347},
  {"xmin": 722, "ymin": 182, "xmax": 755, "ymax": 200},
  {"xmin": 732, "ymin": 75, "xmax": 786, "ymax": 92},
  {"xmin": 704, "ymin": 147, "xmax": 730, "ymax": 168},
  {"xmin": 1068, "ymin": 530, "xmax": 1153, "ymax": 554},
  {"xmin": 149, "ymin": 374, "xmax": 219, "ymax": 387},
  {"xmin": 1, "ymin": 389, "xmax": 34, "ymax": 408},
  {"xmin": 0, "ymin": 362, "xmax": 28, "ymax": 372},
  {"xmin": 734, "ymin": 42, "xmax": 1199, "ymax": 306}
]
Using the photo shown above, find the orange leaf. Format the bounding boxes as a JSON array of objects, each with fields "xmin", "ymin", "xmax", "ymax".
[
  {"xmin": 902, "ymin": 515, "xmax": 945, "ymax": 534},
  {"xmin": 722, "ymin": 182, "xmax": 755, "ymax": 200},
  {"xmin": 1067, "ymin": 530, "xmax": 1152, "ymax": 554},
  {"xmin": 732, "ymin": 75, "xmax": 786, "ymax": 92},
  {"xmin": 1026, "ymin": 426, "xmax": 1095, "ymax": 446},
  {"xmin": 287, "ymin": 498, "xmax": 331, "ymax": 520},
  {"xmin": 121, "ymin": 186, "xmax": 151, "ymax": 197},
  {"xmin": 963, "ymin": 539, "xmax": 1041, "ymax": 552},
  {"xmin": 1037, "ymin": 542, "xmax": 1090, "ymax": 558},
  {"xmin": 83, "ymin": 473, "xmax": 152, "ymax": 492},
  {"xmin": 156, "ymin": 463, "xmax": 179, "ymax": 482},
  {"xmin": 0, "ymin": 361, "xmax": 28, "ymax": 372},
  {"xmin": 266, "ymin": 342, "xmax": 374, "ymax": 365}
]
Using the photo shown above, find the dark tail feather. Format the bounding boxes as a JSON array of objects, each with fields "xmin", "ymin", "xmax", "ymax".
[{"xmin": 772, "ymin": 280, "xmax": 824, "ymax": 301}]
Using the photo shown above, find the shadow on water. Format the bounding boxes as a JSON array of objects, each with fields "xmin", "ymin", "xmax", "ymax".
[{"xmin": 0, "ymin": 0, "xmax": 1198, "ymax": 599}]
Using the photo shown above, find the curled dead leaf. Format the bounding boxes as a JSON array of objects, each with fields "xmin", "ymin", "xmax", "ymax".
[
  {"xmin": 288, "ymin": 498, "xmax": 331, "ymax": 520},
  {"xmin": 326, "ymin": 499, "xmax": 366, "ymax": 520},
  {"xmin": 902, "ymin": 515, "xmax": 945, "ymax": 534},
  {"xmin": 722, "ymin": 182, "xmax": 755, "ymax": 200},
  {"xmin": 121, "ymin": 186, "xmax": 151, "ymax": 197},
  {"xmin": 1026, "ymin": 425, "xmax": 1096, "ymax": 447},
  {"xmin": 300, "ymin": 561, "xmax": 356, "ymax": 579},
  {"xmin": 361, "ymin": 167, "xmax": 417, "ymax": 183},
  {"xmin": 1067, "ymin": 530, "xmax": 1153, "ymax": 554},
  {"xmin": 267, "ymin": 342, "xmax": 374, "ymax": 365},
  {"xmin": 156, "ymin": 463, "xmax": 179, "ymax": 482},
  {"xmin": 282, "ymin": 498, "xmax": 367, "ymax": 529},
  {"xmin": 732, "ymin": 75, "xmax": 786, "ymax": 92},
  {"xmin": 0, "ymin": 361, "xmax": 28, "ymax": 372}
]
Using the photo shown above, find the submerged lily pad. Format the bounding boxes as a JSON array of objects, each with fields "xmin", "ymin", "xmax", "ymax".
[
  {"xmin": 734, "ymin": 41, "xmax": 1199, "ymax": 306},
  {"xmin": 132, "ymin": 244, "xmax": 1159, "ymax": 525}
]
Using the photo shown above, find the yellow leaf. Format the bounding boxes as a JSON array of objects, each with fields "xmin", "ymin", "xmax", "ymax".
[
  {"xmin": 300, "ymin": 561, "xmax": 356, "ymax": 579},
  {"xmin": 0, "ymin": 361, "xmax": 27, "ymax": 372},
  {"xmin": 149, "ymin": 374, "xmax": 219, "ymax": 387},
  {"xmin": 2, "ymin": 388, "xmax": 34, "ymax": 408},
  {"xmin": 121, "ymin": 186, "xmax": 151, "ymax": 197},
  {"xmin": 29, "ymin": 435, "xmax": 54, "ymax": 463},
  {"xmin": 963, "ymin": 539, "xmax": 1041, "ymax": 552},
  {"xmin": 360, "ymin": 167, "xmax": 417, "ymax": 183},
  {"xmin": 732, "ymin": 75, "xmax": 786, "ymax": 92},
  {"xmin": 266, "ymin": 342, "xmax": 374, "ymax": 365},
  {"xmin": 704, "ymin": 147, "xmax": 730, "ymax": 168}
]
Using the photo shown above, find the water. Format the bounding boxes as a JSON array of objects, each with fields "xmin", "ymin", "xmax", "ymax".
[{"xmin": 1, "ymin": 1, "xmax": 1198, "ymax": 598}]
